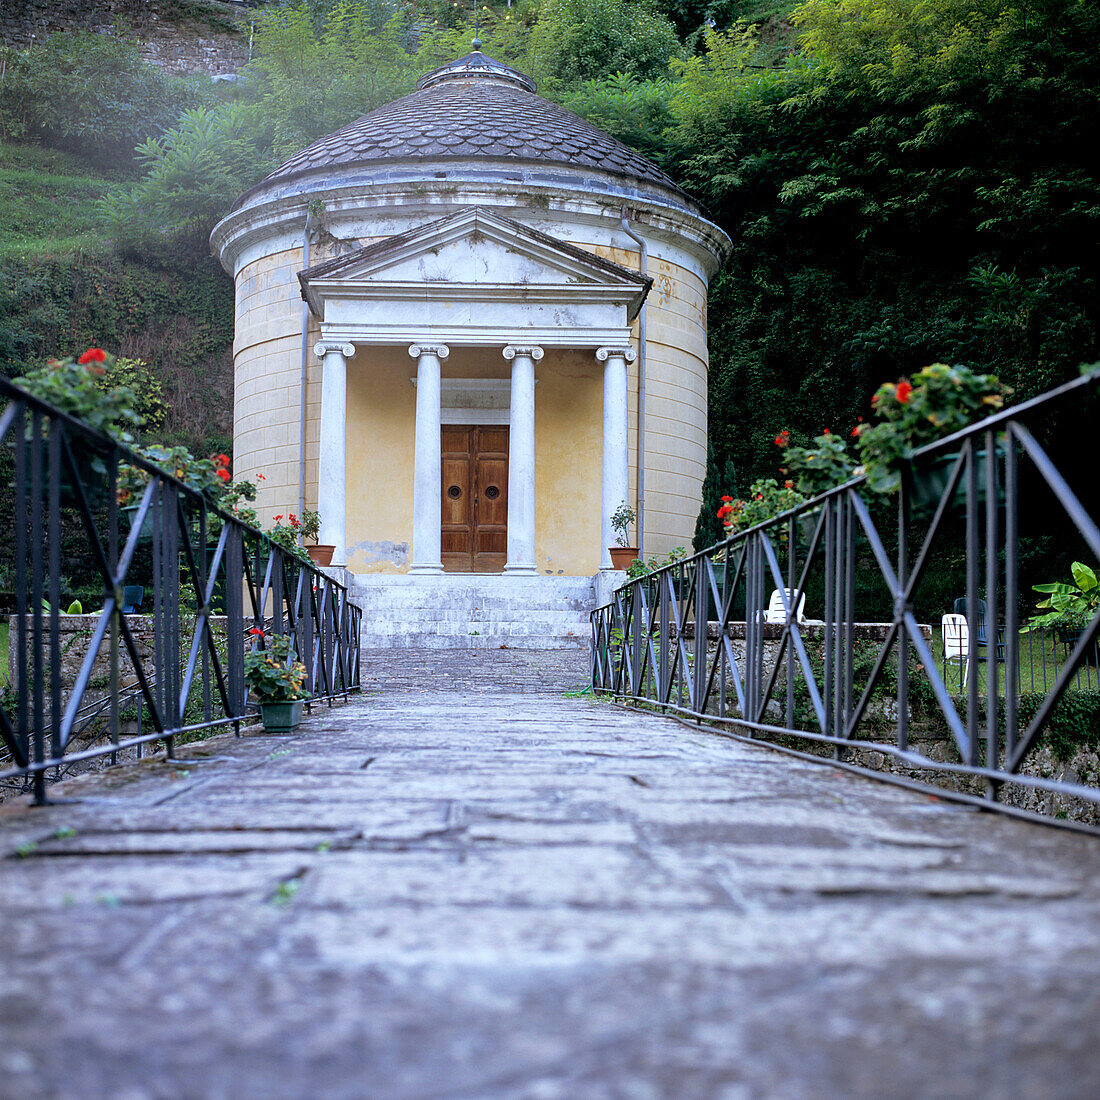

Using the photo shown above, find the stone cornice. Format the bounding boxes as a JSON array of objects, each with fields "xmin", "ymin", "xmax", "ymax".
[{"xmin": 210, "ymin": 174, "xmax": 731, "ymax": 283}]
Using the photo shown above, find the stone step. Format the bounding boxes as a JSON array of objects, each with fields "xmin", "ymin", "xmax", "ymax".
[{"xmin": 347, "ymin": 573, "xmax": 597, "ymax": 649}]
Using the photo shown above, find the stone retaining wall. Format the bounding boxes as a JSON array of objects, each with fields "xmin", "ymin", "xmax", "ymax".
[
  {"xmin": 6, "ymin": 614, "xmax": 230, "ymax": 747},
  {"xmin": 1, "ymin": 1, "xmax": 249, "ymax": 76}
]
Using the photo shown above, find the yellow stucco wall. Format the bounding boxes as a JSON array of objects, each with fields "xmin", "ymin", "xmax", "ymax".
[
  {"xmin": 233, "ymin": 246, "xmax": 306, "ymax": 529},
  {"xmin": 231, "ymin": 229, "xmax": 709, "ymax": 574},
  {"xmin": 339, "ymin": 346, "xmax": 602, "ymax": 574}
]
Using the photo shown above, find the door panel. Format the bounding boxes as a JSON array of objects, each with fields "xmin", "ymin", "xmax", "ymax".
[
  {"xmin": 441, "ymin": 426, "xmax": 509, "ymax": 573},
  {"xmin": 441, "ymin": 426, "xmax": 474, "ymax": 571}
]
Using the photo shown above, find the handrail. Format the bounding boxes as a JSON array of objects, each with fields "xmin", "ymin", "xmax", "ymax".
[
  {"xmin": 592, "ymin": 375, "xmax": 1100, "ymax": 830},
  {"xmin": 0, "ymin": 378, "xmax": 361, "ymax": 804}
]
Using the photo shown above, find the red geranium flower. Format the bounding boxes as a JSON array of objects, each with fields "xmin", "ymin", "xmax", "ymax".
[
  {"xmin": 78, "ymin": 347, "xmax": 107, "ymax": 364},
  {"xmin": 216, "ymin": 468, "xmax": 230, "ymax": 481},
  {"xmin": 720, "ymin": 495, "xmax": 733, "ymax": 503},
  {"xmin": 774, "ymin": 430, "xmax": 790, "ymax": 448},
  {"xmin": 216, "ymin": 454, "xmax": 230, "ymax": 466},
  {"xmin": 717, "ymin": 504, "xmax": 733, "ymax": 518},
  {"xmin": 256, "ymin": 473, "xmax": 266, "ymax": 481},
  {"xmin": 273, "ymin": 515, "xmax": 283, "ymax": 522},
  {"xmin": 249, "ymin": 627, "xmax": 264, "ymax": 636},
  {"xmin": 895, "ymin": 380, "xmax": 913, "ymax": 404},
  {"xmin": 784, "ymin": 480, "xmax": 793, "ymax": 489}
]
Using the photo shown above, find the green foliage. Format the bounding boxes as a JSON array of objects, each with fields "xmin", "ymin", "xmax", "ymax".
[
  {"xmin": 250, "ymin": 1, "xmax": 418, "ymax": 163},
  {"xmin": 625, "ymin": 545, "xmax": 688, "ymax": 578},
  {"xmin": 102, "ymin": 103, "xmax": 277, "ymax": 252},
  {"xmin": 856, "ymin": 363, "xmax": 1009, "ymax": 493},
  {"xmin": 530, "ymin": 0, "xmax": 683, "ymax": 91},
  {"xmin": 720, "ymin": 477, "xmax": 807, "ymax": 535},
  {"xmin": 0, "ymin": 141, "xmax": 118, "ymax": 261},
  {"xmin": 782, "ymin": 429, "xmax": 855, "ymax": 496},
  {"xmin": 0, "ymin": 31, "xmax": 204, "ymax": 170},
  {"xmin": 267, "ymin": 513, "xmax": 311, "ymax": 560},
  {"xmin": 670, "ymin": 1, "xmax": 1100, "ymax": 500},
  {"xmin": 1028, "ymin": 562, "xmax": 1100, "ymax": 632},
  {"xmin": 610, "ymin": 501, "xmax": 637, "ymax": 546},
  {"xmin": 694, "ymin": 445, "xmax": 739, "ymax": 550},
  {"xmin": 9, "ymin": 350, "xmax": 144, "ymax": 443},
  {"xmin": 562, "ymin": 74, "xmax": 678, "ymax": 166},
  {"xmin": 1019, "ymin": 690, "xmax": 1100, "ymax": 763},
  {"xmin": 245, "ymin": 633, "xmax": 310, "ymax": 702},
  {"xmin": 0, "ymin": 251, "xmax": 233, "ymax": 456}
]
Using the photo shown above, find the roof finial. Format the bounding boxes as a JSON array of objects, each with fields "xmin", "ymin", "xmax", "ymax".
[{"xmin": 473, "ymin": 1, "xmax": 481, "ymax": 51}]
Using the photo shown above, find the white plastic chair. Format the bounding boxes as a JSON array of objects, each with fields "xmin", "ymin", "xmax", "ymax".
[
  {"xmin": 763, "ymin": 588, "xmax": 807, "ymax": 624},
  {"xmin": 942, "ymin": 612, "xmax": 970, "ymax": 688}
]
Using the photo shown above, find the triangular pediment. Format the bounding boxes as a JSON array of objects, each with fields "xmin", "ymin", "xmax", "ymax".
[{"xmin": 299, "ymin": 209, "xmax": 651, "ymax": 323}]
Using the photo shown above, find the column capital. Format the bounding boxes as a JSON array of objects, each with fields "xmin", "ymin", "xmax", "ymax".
[
  {"xmin": 596, "ymin": 345, "xmax": 637, "ymax": 364},
  {"xmin": 408, "ymin": 343, "xmax": 449, "ymax": 361},
  {"xmin": 502, "ymin": 345, "xmax": 544, "ymax": 362},
  {"xmin": 314, "ymin": 340, "xmax": 355, "ymax": 360}
]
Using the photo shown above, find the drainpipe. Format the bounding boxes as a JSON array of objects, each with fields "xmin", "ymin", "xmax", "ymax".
[
  {"xmin": 298, "ymin": 212, "xmax": 317, "ymax": 527},
  {"xmin": 620, "ymin": 207, "xmax": 647, "ymax": 555}
]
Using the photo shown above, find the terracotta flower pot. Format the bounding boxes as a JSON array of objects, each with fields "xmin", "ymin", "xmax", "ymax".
[
  {"xmin": 306, "ymin": 544, "xmax": 335, "ymax": 566},
  {"xmin": 609, "ymin": 546, "xmax": 638, "ymax": 570},
  {"xmin": 259, "ymin": 700, "xmax": 305, "ymax": 734}
]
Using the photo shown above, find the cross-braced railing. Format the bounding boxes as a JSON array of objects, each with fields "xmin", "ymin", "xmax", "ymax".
[
  {"xmin": 0, "ymin": 378, "xmax": 361, "ymax": 804},
  {"xmin": 593, "ymin": 372, "xmax": 1100, "ymax": 827}
]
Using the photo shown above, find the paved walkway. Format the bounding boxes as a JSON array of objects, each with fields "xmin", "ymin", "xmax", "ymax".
[{"xmin": 2, "ymin": 650, "xmax": 1099, "ymax": 1099}]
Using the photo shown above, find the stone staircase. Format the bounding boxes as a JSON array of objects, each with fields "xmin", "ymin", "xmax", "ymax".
[{"xmin": 345, "ymin": 574, "xmax": 598, "ymax": 649}]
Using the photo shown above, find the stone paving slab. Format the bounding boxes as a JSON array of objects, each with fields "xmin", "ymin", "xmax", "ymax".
[{"xmin": 1, "ymin": 650, "xmax": 1099, "ymax": 1099}]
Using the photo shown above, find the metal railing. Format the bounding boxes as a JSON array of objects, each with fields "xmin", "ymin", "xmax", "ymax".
[
  {"xmin": 592, "ymin": 372, "xmax": 1100, "ymax": 828},
  {"xmin": 0, "ymin": 378, "xmax": 361, "ymax": 804}
]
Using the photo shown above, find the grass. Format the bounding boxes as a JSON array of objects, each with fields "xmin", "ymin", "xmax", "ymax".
[
  {"xmin": 0, "ymin": 141, "xmax": 120, "ymax": 260},
  {"xmin": 928, "ymin": 626, "xmax": 1100, "ymax": 697}
]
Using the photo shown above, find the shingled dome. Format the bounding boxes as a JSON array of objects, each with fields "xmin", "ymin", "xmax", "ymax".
[{"xmin": 235, "ymin": 50, "xmax": 691, "ymax": 210}]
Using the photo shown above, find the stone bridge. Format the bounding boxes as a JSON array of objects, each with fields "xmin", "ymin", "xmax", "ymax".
[{"xmin": 2, "ymin": 649, "xmax": 1099, "ymax": 1099}]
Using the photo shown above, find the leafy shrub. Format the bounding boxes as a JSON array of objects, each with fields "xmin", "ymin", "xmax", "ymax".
[
  {"xmin": 101, "ymin": 103, "xmax": 277, "ymax": 252},
  {"xmin": 0, "ymin": 31, "xmax": 203, "ymax": 170},
  {"xmin": 530, "ymin": 0, "xmax": 682, "ymax": 91}
]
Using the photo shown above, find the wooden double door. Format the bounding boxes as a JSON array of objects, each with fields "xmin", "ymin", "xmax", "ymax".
[{"xmin": 441, "ymin": 425, "xmax": 509, "ymax": 572}]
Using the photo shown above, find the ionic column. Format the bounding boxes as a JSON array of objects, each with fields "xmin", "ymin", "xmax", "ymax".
[
  {"xmin": 314, "ymin": 340, "xmax": 354, "ymax": 566},
  {"xmin": 408, "ymin": 343, "xmax": 449, "ymax": 574},
  {"xmin": 502, "ymin": 344, "xmax": 542, "ymax": 575},
  {"xmin": 597, "ymin": 345, "xmax": 636, "ymax": 569}
]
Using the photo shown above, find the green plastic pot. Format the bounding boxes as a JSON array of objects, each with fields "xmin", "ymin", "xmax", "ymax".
[{"xmin": 258, "ymin": 699, "xmax": 305, "ymax": 734}]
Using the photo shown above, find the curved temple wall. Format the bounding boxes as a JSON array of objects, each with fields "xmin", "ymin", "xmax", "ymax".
[{"xmin": 223, "ymin": 192, "xmax": 715, "ymax": 574}]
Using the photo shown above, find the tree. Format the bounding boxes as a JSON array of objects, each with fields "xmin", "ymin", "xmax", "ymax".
[{"xmin": 529, "ymin": 0, "xmax": 683, "ymax": 92}]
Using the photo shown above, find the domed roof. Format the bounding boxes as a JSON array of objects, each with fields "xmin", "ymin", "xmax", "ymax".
[{"xmin": 237, "ymin": 50, "xmax": 690, "ymax": 209}]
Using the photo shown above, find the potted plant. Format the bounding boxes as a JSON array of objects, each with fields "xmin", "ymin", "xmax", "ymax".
[
  {"xmin": 243, "ymin": 629, "xmax": 311, "ymax": 732},
  {"xmin": 609, "ymin": 501, "xmax": 638, "ymax": 570},
  {"xmin": 853, "ymin": 363, "xmax": 1012, "ymax": 498},
  {"xmin": 298, "ymin": 508, "xmax": 334, "ymax": 566},
  {"xmin": 266, "ymin": 514, "xmax": 311, "ymax": 562},
  {"xmin": 1027, "ymin": 561, "xmax": 1100, "ymax": 664}
]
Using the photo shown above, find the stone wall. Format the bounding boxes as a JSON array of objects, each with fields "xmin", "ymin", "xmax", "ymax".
[
  {"xmin": 6, "ymin": 613, "xmax": 231, "ymax": 750},
  {"xmin": 1, "ymin": 0, "xmax": 250, "ymax": 77}
]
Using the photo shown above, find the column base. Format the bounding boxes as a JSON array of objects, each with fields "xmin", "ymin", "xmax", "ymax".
[
  {"xmin": 503, "ymin": 563, "xmax": 539, "ymax": 576},
  {"xmin": 408, "ymin": 562, "xmax": 444, "ymax": 575}
]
